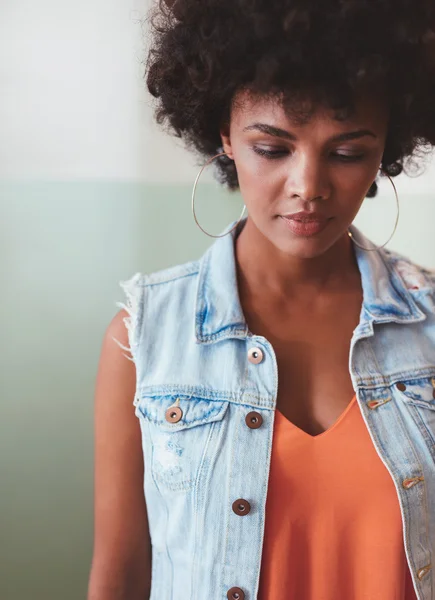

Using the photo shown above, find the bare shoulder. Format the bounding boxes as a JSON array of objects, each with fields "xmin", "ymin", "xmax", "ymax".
[
  {"xmin": 95, "ymin": 308, "xmax": 137, "ymax": 403},
  {"xmin": 88, "ymin": 308, "xmax": 151, "ymax": 599}
]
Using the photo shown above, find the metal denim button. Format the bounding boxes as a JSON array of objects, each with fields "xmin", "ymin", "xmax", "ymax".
[
  {"xmin": 227, "ymin": 587, "xmax": 245, "ymax": 600},
  {"xmin": 367, "ymin": 397, "xmax": 391, "ymax": 410},
  {"xmin": 396, "ymin": 382, "xmax": 407, "ymax": 392},
  {"xmin": 165, "ymin": 406, "xmax": 183, "ymax": 423},
  {"xmin": 417, "ymin": 564, "xmax": 432, "ymax": 580},
  {"xmin": 248, "ymin": 347, "xmax": 264, "ymax": 364},
  {"xmin": 402, "ymin": 476, "xmax": 424, "ymax": 489},
  {"xmin": 245, "ymin": 411, "xmax": 263, "ymax": 429},
  {"xmin": 232, "ymin": 498, "xmax": 251, "ymax": 516}
]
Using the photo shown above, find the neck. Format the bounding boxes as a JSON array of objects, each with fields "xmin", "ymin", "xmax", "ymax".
[{"xmin": 234, "ymin": 217, "xmax": 361, "ymax": 301}]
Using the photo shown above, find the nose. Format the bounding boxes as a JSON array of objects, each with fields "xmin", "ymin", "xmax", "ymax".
[{"xmin": 284, "ymin": 153, "xmax": 330, "ymax": 202}]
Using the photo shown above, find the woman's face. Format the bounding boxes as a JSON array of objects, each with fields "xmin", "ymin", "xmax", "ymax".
[{"xmin": 220, "ymin": 89, "xmax": 390, "ymax": 258}]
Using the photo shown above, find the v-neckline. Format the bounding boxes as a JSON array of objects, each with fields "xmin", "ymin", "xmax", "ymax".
[{"xmin": 275, "ymin": 393, "xmax": 357, "ymax": 440}]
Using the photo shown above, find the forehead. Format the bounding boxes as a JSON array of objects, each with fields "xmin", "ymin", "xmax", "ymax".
[{"xmin": 230, "ymin": 88, "xmax": 389, "ymax": 132}]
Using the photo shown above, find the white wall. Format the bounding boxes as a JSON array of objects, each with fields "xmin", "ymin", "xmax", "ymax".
[{"xmin": 0, "ymin": 0, "xmax": 197, "ymax": 181}]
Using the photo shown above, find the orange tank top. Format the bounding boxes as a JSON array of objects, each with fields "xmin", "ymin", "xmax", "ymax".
[{"xmin": 258, "ymin": 394, "xmax": 418, "ymax": 600}]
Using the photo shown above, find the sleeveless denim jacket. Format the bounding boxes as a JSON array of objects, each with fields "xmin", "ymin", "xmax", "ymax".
[{"xmin": 115, "ymin": 218, "xmax": 435, "ymax": 600}]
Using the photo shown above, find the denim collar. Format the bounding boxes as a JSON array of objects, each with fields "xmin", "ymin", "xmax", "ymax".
[{"xmin": 195, "ymin": 217, "xmax": 426, "ymax": 344}]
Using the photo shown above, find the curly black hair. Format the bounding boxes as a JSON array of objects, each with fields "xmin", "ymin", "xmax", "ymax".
[{"xmin": 145, "ymin": 0, "xmax": 435, "ymax": 197}]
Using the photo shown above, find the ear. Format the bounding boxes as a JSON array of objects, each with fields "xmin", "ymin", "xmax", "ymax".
[{"xmin": 219, "ymin": 121, "xmax": 234, "ymax": 159}]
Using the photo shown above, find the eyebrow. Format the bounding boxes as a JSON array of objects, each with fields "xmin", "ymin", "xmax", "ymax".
[{"xmin": 242, "ymin": 123, "xmax": 377, "ymax": 142}]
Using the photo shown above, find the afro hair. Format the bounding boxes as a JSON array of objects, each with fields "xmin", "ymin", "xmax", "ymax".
[{"xmin": 145, "ymin": 0, "xmax": 435, "ymax": 197}]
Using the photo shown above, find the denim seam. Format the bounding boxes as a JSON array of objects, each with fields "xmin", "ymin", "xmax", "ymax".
[{"xmin": 144, "ymin": 268, "xmax": 199, "ymax": 288}]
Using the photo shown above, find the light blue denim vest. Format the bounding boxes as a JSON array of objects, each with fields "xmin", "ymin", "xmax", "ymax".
[{"xmin": 116, "ymin": 218, "xmax": 435, "ymax": 600}]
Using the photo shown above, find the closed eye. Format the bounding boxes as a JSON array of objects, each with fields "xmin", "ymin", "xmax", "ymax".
[{"xmin": 252, "ymin": 147, "xmax": 365, "ymax": 162}]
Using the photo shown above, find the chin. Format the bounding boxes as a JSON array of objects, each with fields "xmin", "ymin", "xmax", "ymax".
[{"xmin": 269, "ymin": 216, "xmax": 345, "ymax": 257}]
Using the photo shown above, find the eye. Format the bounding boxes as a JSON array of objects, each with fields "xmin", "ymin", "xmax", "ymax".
[
  {"xmin": 252, "ymin": 146, "xmax": 365, "ymax": 163},
  {"xmin": 252, "ymin": 146, "xmax": 287, "ymax": 159},
  {"xmin": 334, "ymin": 153, "xmax": 365, "ymax": 162}
]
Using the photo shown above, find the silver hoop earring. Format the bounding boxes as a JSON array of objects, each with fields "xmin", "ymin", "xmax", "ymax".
[
  {"xmin": 192, "ymin": 152, "xmax": 247, "ymax": 238},
  {"xmin": 348, "ymin": 171, "xmax": 400, "ymax": 251}
]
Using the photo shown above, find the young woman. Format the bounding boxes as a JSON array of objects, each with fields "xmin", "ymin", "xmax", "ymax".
[{"xmin": 88, "ymin": 1, "xmax": 435, "ymax": 598}]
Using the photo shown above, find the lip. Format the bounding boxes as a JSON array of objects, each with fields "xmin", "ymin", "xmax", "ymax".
[
  {"xmin": 281, "ymin": 211, "xmax": 330, "ymax": 222},
  {"xmin": 279, "ymin": 213, "xmax": 332, "ymax": 237}
]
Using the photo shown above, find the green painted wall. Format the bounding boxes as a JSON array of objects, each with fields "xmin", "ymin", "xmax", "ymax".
[
  {"xmin": 1, "ymin": 181, "xmax": 433, "ymax": 599},
  {"xmin": 0, "ymin": 181, "xmax": 244, "ymax": 600}
]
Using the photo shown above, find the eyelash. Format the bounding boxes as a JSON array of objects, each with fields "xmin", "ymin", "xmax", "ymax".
[{"xmin": 252, "ymin": 147, "xmax": 365, "ymax": 163}]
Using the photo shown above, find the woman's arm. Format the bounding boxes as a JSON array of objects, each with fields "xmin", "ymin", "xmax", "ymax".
[{"xmin": 88, "ymin": 309, "xmax": 151, "ymax": 600}]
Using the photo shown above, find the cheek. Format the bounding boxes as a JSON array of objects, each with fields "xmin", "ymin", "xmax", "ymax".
[
  {"xmin": 237, "ymin": 168, "xmax": 282, "ymax": 215},
  {"xmin": 236, "ymin": 155, "xmax": 267, "ymax": 181},
  {"xmin": 332, "ymin": 189, "xmax": 367, "ymax": 227},
  {"xmin": 336, "ymin": 197, "xmax": 366, "ymax": 220},
  {"xmin": 330, "ymin": 164, "xmax": 379, "ymax": 207},
  {"xmin": 236, "ymin": 159, "xmax": 283, "ymax": 196}
]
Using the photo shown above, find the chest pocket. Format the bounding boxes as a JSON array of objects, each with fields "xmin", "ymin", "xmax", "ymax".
[
  {"xmin": 394, "ymin": 376, "xmax": 435, "ymax": 446},
  {"xmin": 136, "ymin": 393, "xmax": 229, "ymax": 492}
]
